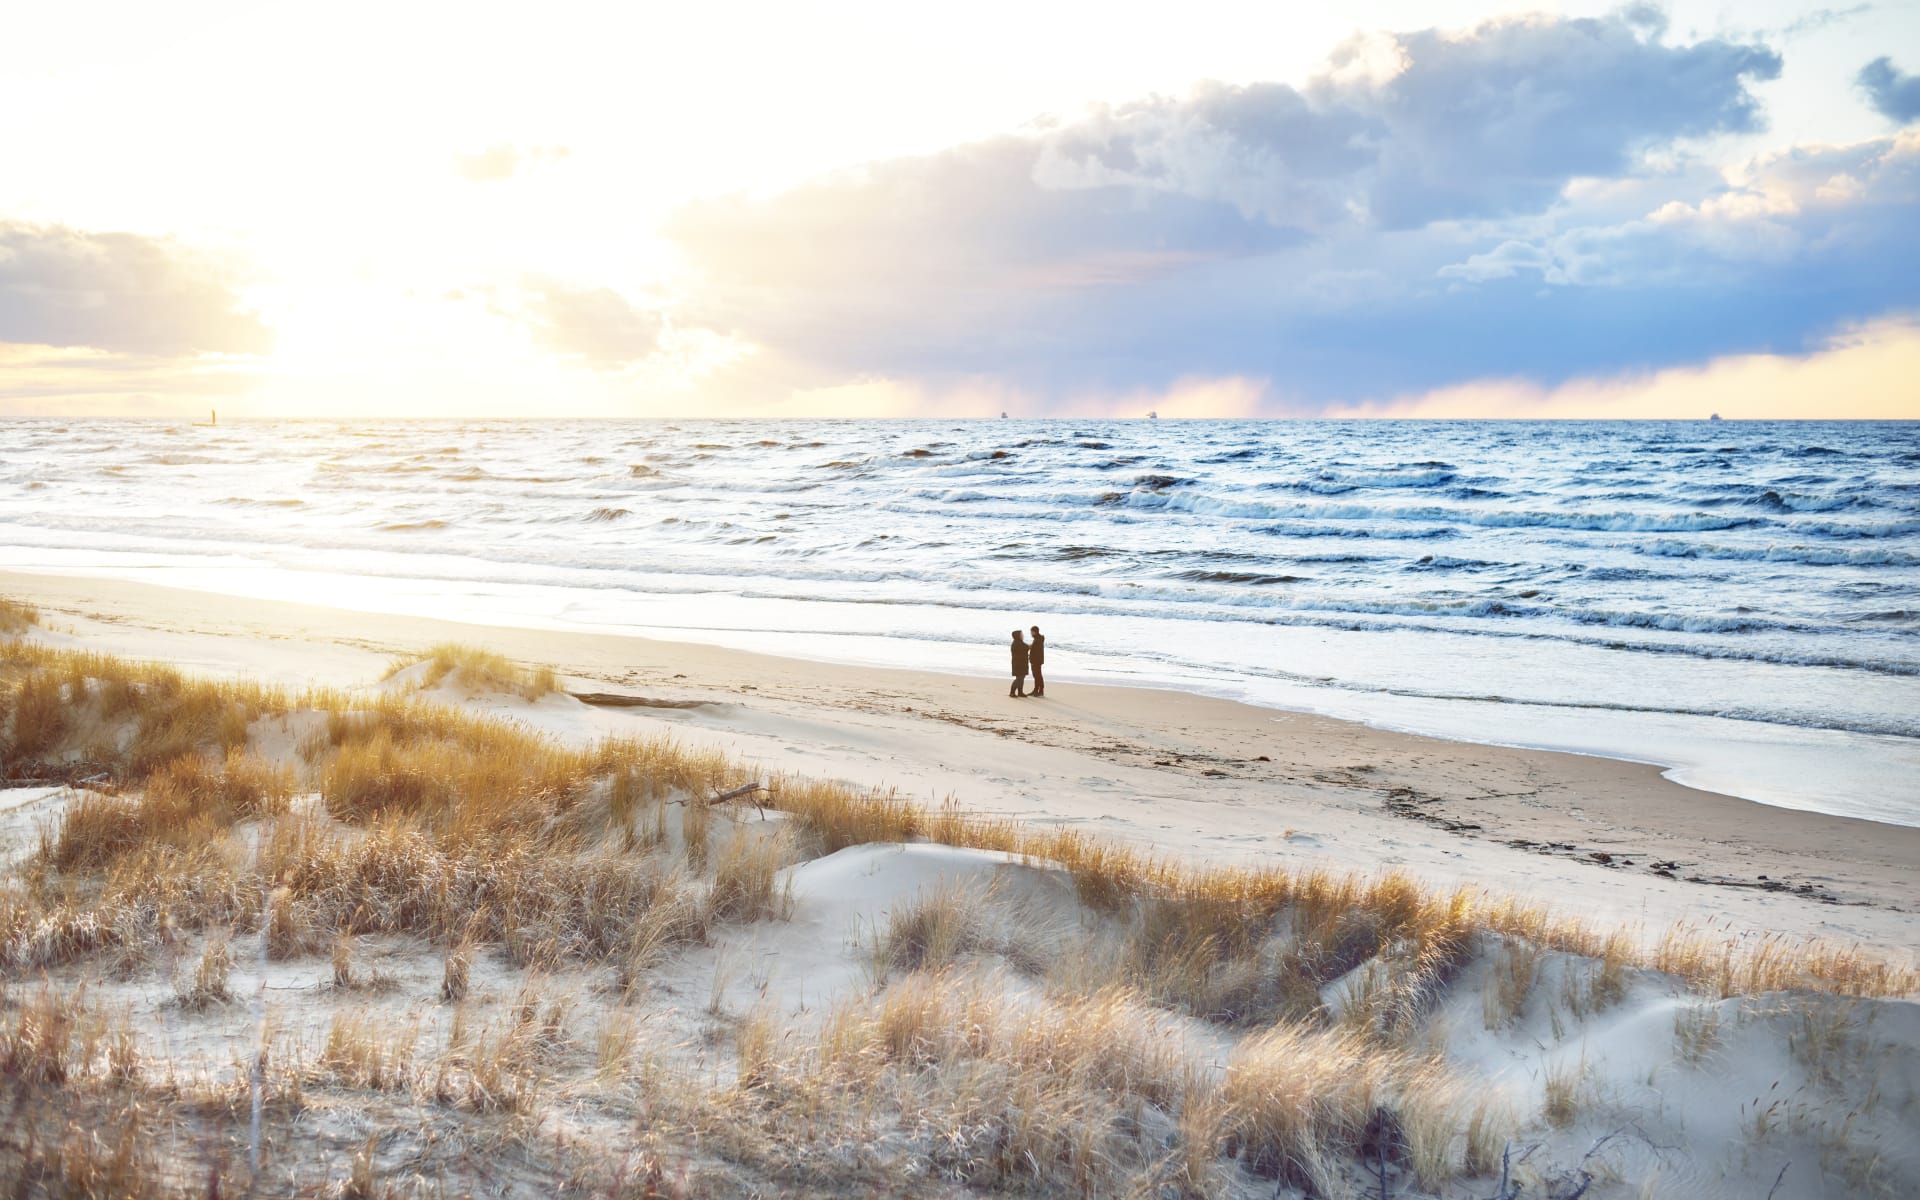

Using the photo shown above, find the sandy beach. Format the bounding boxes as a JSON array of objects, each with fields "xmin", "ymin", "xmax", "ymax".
[
  {"xmin": 8, "ymin": 568, "xmax": 1916, "ymax": 953},
  {"xmin": 4, "ymin": 567, "xmax": 1919, "ymax": 1197}
]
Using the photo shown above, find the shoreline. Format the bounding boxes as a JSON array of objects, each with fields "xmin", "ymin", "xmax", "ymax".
[
  {"xmin": 1, "ymin": 547, "xmax": 1914, "ymax": 829},
  {"xmin": 5, "ymin": 566, "xmax": 1918, "ymax": 953}
]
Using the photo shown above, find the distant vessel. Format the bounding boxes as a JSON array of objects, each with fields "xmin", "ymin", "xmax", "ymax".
[
  {"xmin": 1147, "ymin": 410, "xmax": 1159, "ymax": 419},
  {"xmin": 1709, "ymin": 413, "xmax": 1722, "ymax": 422},
  {"xmin": 1000, "ymin": 411, "xmax": 1008, "ymax": 419}
]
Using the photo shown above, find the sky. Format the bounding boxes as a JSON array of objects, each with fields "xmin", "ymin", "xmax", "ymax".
[{"xmin": 2, "ymin": 1, "xmax": 1918, "ymax": 419}]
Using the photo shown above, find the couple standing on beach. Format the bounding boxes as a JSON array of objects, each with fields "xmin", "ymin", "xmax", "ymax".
[{"xmin": 1009, "ymin": 626, "xmax": 1045, "ymax": 697}]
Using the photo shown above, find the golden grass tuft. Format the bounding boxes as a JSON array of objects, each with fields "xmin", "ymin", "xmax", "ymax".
[
  {"xmin": 0, "ymin": 595, "xmax": 39, "ymax": 635},
  {"xmin": 36, "ymin": 1116, "xmax": 161, "ymax": 1200},
  {"xmin": 708, "ymin": 825, "xmax": 795, "ymax": 923},
  {"xmin": 1464, "ymin": 1096, "xmax": 1515, "ymax": 1178},
  {"xmin": 0, "ymin": 988, "xmax": 80, "ymax": 1085},
  {"xmin": 6, "ymin": 670, "xmax": 70, "ymax": 760},
  {"xmin": 1483, "ymin": 935, "xmax": 1542, "ymax": 1029},
  {"xmin": 180, "ymin": 935, "xmax": 235, "ymax": 1009},
  {"xmin": 441, "ymin": 939, "xmax": 472, "ymax": 1003},
  {"xmin": 872, "ymin": 882, "xmax": 992, "ymax": 978},
  {"xmin": 48, "ymin": 748, "xmax": 294, "ymax": 873},
  {"xmin": 318, "ymin": 1009, "xmax": 418, "ymax": 1092},
  {"xmin": 1221, "ymin": 1022, "xmax": 1407, "ymax": 1186},
  {"xmin": 384, "ymin": 642, "xmax": 560, "ymax": 700},
  {"xmin": 1673, "ymin": 1001, "xmax": 1723, "ymax": 1066},
  {"xmin": 1542, "ymin": 1052, "xmax": 1586, "ymax": 1127}
]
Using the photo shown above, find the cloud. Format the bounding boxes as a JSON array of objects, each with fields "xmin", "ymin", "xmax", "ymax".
[
  {"xmin": 1335, "ymin": 11, "xmax": 1780, "ymax": 227},
  {"xmin": 0, "ymin": 222, "xmax": 270, "ymax": 356},
  {"xmin": 1779, "ymin": 6, "xmax": 1874, "ymax": 40},
  {"xmin": 453, "ymin": 143, "xmax": 570, "ymax": 182},
  {"xmin": 1857, "ymin": 57, "xmax": 1920, "ymax": 123},
  {"xmin": 1016, "ymin": 11, "xmax": 1780, "ymax": 230},
  {"xmin": 1438, "ymin": 130, "xmax": 1920, "ymax": 288},
  {"xmin": 1327, "ymin": 314, "xmax": 1920, "ymax": 419},
  {"xmin": 666, "ymin": 11, "xmax": 1793, "ymax": 404},
  {"xmin": 520, "ymin": 279, "xmax": 662, "ymax": 368}
]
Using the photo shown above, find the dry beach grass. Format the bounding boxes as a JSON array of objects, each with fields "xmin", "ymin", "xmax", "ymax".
[{"xmin": 1, "ymin": 610, "xmax": 1916, "ymax": 1197}]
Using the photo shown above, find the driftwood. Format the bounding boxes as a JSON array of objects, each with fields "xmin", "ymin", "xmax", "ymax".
[
  {"xmin": 569, "ymin": 691, "xmax": 711, "ymax": 710},
  {"xmin": 708, "ymin": 780, "xmax": 770, "ymax": 819},
  {"xmin": 711, "ymin": 781, "xmax": 765, "ymax": 804},
  {"xmin": 2, "ymin": 763, "xmax": 116, "ymax": 791}
]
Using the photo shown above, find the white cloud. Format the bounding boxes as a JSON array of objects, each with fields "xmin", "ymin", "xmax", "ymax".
[{"xmin": 0, "ymin": 222, "xmax": 270, "ymax": 356}]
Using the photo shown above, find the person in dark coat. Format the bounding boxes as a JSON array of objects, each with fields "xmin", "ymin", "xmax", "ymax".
[
  {"xmin": 1009, "ymin": 630, "xmax": 1029, "ymax": 696},
  {"xmin": 1028, "ymin": 625, "xmax": 1045, "ymax": 697}
]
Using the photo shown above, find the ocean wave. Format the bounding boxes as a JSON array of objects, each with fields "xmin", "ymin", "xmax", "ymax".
[
  {"xmin": 1254, "ymin": 523, "xmax": 1461, "ymax": 540},
  {"xmin": 1163, "ymin": 569, "xmax": 1306, "ymax": 586},
  {"xmin": 586, "ymin": 507, "xmax": 631, "ymax": 523},
  {"xmin": 1683, "ymin": 488, "xmax": 1874, "ymax": 514},
  {"xmin": 1133, "ymin": 474, "xmax": 1188, "ymax": 490},
  {"xmin": 1633, "ymin": 542, "xmax": 1920, "ymax": 567},
  {"xmin": 1318, "ymin": 465, "xmax": 1458, "ymax": 489},
  {"xmin": 1790, "ymin": 517, "xmax": 1920, "ymax": 539},
  {"xmin": 1136, "ymin": 489, "xmax": 1773, "ymax": 533},
  {"xmin": 379, "ymin": 520, "xmax": 450, "ymax": 532},
  {"xmin": 1403, "ymin": 555, "xmax": 1503, "ymax": 572}
]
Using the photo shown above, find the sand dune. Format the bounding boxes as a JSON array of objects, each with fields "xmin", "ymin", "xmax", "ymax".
[{"xmin": 2, "ymin": 571, "xmax": 1916, "ymax": 1197}]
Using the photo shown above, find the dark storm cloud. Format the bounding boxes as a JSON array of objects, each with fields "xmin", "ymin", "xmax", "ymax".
[
  {"xmin": 1857, "ymin": 57, "xmax": 1920, "ymax": 122},
  {"xmin": 0, "ymin": 222, "xmax": 271, "ymax": 356}
]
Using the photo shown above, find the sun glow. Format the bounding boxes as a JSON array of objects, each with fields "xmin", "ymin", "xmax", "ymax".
[{"xmin": 3, "ymin": 1, "xmax": 1916, "ymax": 416}]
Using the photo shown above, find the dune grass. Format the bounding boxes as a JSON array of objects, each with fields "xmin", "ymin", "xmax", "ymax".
[
  {"xmin": 1, "ymin": 637, "xmax": 1914, "ymax": 1196},
  {"xmin": 0, "ymin": 595, "xmax": 37, "ymax": 636},
  {"xmin": 383, "ymin": 641, "xmax": 560, "ymax": 700},
  {"xmin": 5, "ymin": 637, "xmax": 1914, "ymax": 1000}
]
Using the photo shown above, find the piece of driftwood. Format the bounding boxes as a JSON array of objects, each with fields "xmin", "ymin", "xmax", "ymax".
[
  {"xmin": 709, "ymin": 780, "xmax": 771, "ymax": 819},
  {"xmin": 568, "ymin": 691, "xmax": 710, "ymax": 710}
]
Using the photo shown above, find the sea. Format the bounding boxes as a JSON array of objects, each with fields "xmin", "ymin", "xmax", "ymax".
[{"xmin": 2, "ymin": 418, "xmax": 1916, "ymax": 826}]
